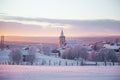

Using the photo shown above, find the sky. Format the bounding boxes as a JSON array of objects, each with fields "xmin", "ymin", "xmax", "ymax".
[{"xmin": 0, "ymin": 0, "xmax": 120, "ymax": 37}]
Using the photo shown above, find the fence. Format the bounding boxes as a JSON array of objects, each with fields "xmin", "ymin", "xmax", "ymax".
[{"xmin": 0, "ymin": 58, "xmax": 119, "ymax": 66}]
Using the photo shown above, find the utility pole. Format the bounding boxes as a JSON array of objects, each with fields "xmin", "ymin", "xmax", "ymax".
[{"xmin": 0, "ymin": 35, "xmax": 4, "ymax": 50}]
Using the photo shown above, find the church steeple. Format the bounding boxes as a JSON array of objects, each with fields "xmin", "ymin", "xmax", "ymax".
[
  {"xmin": 61, "ymin": 30, "xmax": 64, "ymax": 36},
  {"xmin": 59, "ymin": 30, "xmax": 66, "ymax": 48}
]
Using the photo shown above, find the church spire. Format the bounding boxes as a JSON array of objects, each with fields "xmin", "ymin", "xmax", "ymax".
[
  {"xmin": 61, "ymin": 29, "xmax": 64, "ymax": 36},
  {"xmin": 59, "ymin": 29, "xmax": 66, "ymax": 48}
]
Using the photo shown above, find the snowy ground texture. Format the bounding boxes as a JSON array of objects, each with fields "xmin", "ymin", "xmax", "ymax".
[{"xmin": 0, "ymin": 65, "xmax": 120, "ymax": 80}]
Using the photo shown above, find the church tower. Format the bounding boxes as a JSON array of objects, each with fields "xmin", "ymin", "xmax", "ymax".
[{"xmin": 59, "ymin": 30, "xmax": 66, "ymax": 48}]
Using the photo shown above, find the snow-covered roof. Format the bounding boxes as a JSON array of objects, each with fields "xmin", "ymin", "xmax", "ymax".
[
  {"xmin": 103, "ymin": 44, "xmax": 120, "ymax": 49},
  {"xmin": 21, "ymin": 49, "xmax": 29, "ymax": 55},
  {"xmin": 84, "ymin": 45, "xmax": 92, "ymax": 50},
  {"xmin": 59, "ymin": 49, "xmax": 65, "ymax": 54}
]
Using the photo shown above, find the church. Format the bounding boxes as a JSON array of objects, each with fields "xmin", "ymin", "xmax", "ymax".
[
  {"xmin": 50, "ymin": 30, "xmax": 66, "ymax": 58},
  {"xmin": 59, "ymin": 30, "xmax": 66, "ymax": 48}
]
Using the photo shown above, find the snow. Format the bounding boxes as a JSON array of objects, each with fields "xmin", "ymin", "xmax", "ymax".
[
  {"xmin": 21, "ymin": 49, "xmax": 29, "ymax": 55},
  {"xmin": 0, "ymin": 49, "xmax": 11, "ymax": 64},
  {"xmin": 34, "ymin": 53, "xmax": 79, "ymax": 66},
  {"xmin": 0, "ymin": 65, "xmax": 120, "ymax": 80},
  {"xmin": 103, "ymin": 44, "xmax": 120, "ymax": 49}
]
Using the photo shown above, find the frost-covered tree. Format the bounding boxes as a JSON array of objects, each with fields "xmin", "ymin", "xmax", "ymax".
[
  {"xmin": 79, "ymin": 47, "xmax": 88, "ymax": 60},
  {"xmin": 98, "ymin": 48, "xmax": 117, "ymax": 65},
  {"xmin": 63, "ymin": 45, "xmax": 88, "ymax": 60},
  {"xmin": 74, "ymin": 45, "xmax": 80, "ymax": 58},
  {"xmin": 88, "ymin": 51, "xmax": 95, "ymax": 61},
  {"xmin": 107, "ymin": 49, "xmax": 117, "ymax": 65},
  {"xmin": 118, "ymin": 55, "xmax": 120, "ymax": 65},
  {"xmin": 27, "ymin": 46, "xmax": 36, "ymax": 65},
  {"xmin": 42, "ymin": 45, "xmax": 51, "ymax": 55},
  {"xmin": 92, "ymin": 42, "xmax": 103, "ymax": 51},
  {"xmin": 9, "ymin": 48, "xmax": 22, "ymax": 65},
  {"xmin": 67, "ymin": 47, "xmax": 75, "ymax": 59},
  {"xmin": 62, "ymin": 50, "xmax": 68, "ymax": 59}
]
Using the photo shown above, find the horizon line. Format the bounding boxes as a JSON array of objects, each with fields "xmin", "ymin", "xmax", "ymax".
[{"xmin": 2, "ymin": 35, "xmax": 120, "ymax": 38}]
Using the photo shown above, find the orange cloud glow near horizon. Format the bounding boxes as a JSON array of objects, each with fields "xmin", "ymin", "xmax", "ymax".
[
  {"xmin": 0, "ymin": 0, "xmax": 120, "ymax": 44},
  {"xmin": 0, "ymin": 16, "xmax": 120, "ymax": 38}
]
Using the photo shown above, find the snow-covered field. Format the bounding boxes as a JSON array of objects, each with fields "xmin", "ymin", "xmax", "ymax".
[{"xmin": 0, "ymin": 65, "xmax": 120, "ymax": 80}]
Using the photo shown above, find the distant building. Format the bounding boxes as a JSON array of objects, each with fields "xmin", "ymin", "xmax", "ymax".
[
  {"xmin": 0, "ymin": 35, "xmax": 4, "ymax": 50},
  {"xmin": 66, "ymin": 40, "xmax": 81, "ymax": 47},
  {"xmin": 103, "ymin": 39, "xmax": 120, "ymax": 51},
  {"xmin": 51, "ymin": 30, "xmax": 66, "ymax": 58},
  {"xmin": 59, "ymin": 30, "xmax": 66, "ymax": 48}
]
